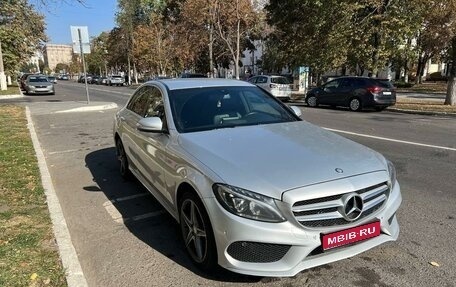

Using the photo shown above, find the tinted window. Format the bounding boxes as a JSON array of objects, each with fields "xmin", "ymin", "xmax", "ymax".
[
  {"xmin": 169, "ymin": 86, "xmax": 298, "ymax": 133},
  {"xmin": 324, "ymin": 79, "xmax": 341, "ymax": 89},
  {"xmin": 352, "ymin": 78, "xmax": 367, "ymax": 87},
  {"xmin": 271, "ymin": 77, "xmax": 290, "ymax": 84},
  {"xmin": 257, "ymin": 77, "xmax": 268, "ymax": 84},
  {"xmin": 248, "ymin": 77, "xmax": 258, "ymax": 84},
  {"xmin": 28, "ymin": 76, "xmax": 49, "ymax": 83},
  {"xmin": 376, "ymin": 79, "xmax": 394, "ymax": 89}
]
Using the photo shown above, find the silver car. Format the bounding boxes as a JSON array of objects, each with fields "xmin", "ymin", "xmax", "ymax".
[
  {"xmin": 248, "ymin": 75, "xmax": 292, "ymax": 101},
  {"xmin": 24, "ymin": 75, "xmax": 55, "ymax": 95},
  {"xmin": 113, "ymin": 79, "xmax": 401, "ymax": 276}
]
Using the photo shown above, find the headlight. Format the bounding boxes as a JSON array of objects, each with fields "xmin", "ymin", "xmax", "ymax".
[
  {"xmin": 213, "ymin": 184, "xmax": 286, "ymax": 223},
  {"xmin": 387, "ymin": 160, "xmax": 397, "ymax": 190}
]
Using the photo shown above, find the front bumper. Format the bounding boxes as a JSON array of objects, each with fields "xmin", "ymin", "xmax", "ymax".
[
  {"xmin": 26, "ymin": 86, "xmax": 54, "ymax": 94},
  {"xmin": 204, "ymin": 173, "xmax": 402, "ymax": 277}
]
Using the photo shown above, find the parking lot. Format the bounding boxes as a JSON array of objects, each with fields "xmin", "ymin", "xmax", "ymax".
[{"xmin": 7, "ymin": 81, "xmax": 456, "ymax": 286}]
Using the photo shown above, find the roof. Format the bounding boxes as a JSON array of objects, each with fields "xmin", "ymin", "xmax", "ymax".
[{"xmin": 148, "ymin": 78, "xmax": 254, "ymax": 91}]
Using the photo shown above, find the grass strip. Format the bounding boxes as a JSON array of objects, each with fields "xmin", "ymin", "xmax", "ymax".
[
  {"xmin": 0, "ymin": 105, "xmax": 66, "ymax": 287},
  {"xmin": 0, "ymin": 84, "xmax": 20, "ymax": 96}
]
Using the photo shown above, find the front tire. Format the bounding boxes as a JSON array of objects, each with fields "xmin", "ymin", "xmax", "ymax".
[
  {"xmin": 179, "ymin": 192, "xmax": 217, "ymax": 272},
  {"xmin": 307, "ymin": 95, "xmax": 318, "ymax": 107}
]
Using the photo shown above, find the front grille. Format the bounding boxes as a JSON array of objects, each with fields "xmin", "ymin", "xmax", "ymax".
[
  {"xmin": 227, "ymin": 241, "xmax": 291, "ymax": 263},
  {"xmin": 292, "ymin": 182, "xmax": 389, "ymax": 228}
]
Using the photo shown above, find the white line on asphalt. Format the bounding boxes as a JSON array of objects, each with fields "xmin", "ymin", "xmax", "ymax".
[
  {"xmin": 109, "ymin": 193, "xmax": 149, "ymax": 203},
  {"xmin": 26, "ymin": 106, "xmax": 88, "ymax": 287},
  {"xmin": 127, "ymin": 211, "xmax": 165, "ymax": 222},
  {"xmin": 48, "ymin": 149, "xmax": 80, "ymax": 155},
  {"xmin": 102, "ymin": 200, "xmax": 165, "ymax": 224},
  {"xmin": 324, "ymin": 127, "xmax": 456, "ymax": 152},
  {"xmin": 90, "ymin": 87, "xmax": 132, "ymax": 96}
]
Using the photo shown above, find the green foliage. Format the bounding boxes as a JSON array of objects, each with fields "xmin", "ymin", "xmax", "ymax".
[{"xmin": 0, "ymin": 0, "xmax": 47, "ymax": 75}]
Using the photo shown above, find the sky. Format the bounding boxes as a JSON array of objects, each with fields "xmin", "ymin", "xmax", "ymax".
[{"xmin": 42, "ymin": 0, "xmax": 117, "ymax": 44}]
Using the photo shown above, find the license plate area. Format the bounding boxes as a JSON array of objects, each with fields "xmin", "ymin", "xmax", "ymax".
[
  {"xmin": 383, "ymin": 91, "xmax": 392, "ymax": 95},
  {"xmin": 321, "ymin": 221, "xmax": 380, "ymax": 251}
]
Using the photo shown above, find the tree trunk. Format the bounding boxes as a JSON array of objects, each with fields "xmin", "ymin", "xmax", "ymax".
[
  {"xmin": 415, "ymin": 53, "xmax": 423, "ymax": 84},
  {"xmin": 445, "ymin": 37, "xmax": 456, "ymax": 105},
  {"xmin": 235, "ymin": 0, "xmax": 240, "ymax": 80}
]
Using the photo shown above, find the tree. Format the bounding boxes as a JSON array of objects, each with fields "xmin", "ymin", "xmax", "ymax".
[
  {"xmin": 133, "ymin": 13, "xmax": 178, "ymax": 76},
  {"xmin": 212, "ymin": 0, "xmax": 259, "ymax": 79},
  {"xmin": 54, "ymin": 63, "xmax": 69, "ymax": 73},
  {"xmin": 0, "ymin": 0, "xmax": 47, "ymax": 75}
]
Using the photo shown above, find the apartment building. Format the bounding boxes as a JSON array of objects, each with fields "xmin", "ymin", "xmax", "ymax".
[{"xmin": 43, "ymin": 44, "xmax": 73, "ymax": 71}]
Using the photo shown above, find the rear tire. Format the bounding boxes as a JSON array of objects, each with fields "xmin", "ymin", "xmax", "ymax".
[
  {"xmin": 349, "ymin": 98, "xmax": 362, "ymax": 111},
  {"xmin": 179, "ymin": 192, "xmax": 217, "ymax": 272},
  {"xmin": 116, "ymin": 139, "xmax": 131, "ymax": 180}
]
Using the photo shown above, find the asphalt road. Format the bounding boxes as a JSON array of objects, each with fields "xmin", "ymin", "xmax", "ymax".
[{"xmin": 3, "ymin": 81, "xmax": 455, "ymax": 287}]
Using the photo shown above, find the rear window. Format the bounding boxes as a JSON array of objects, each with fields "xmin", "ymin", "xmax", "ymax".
[
  {"xmin": 271, "ymin": 77, "xmax": 290, "ymax": 84},
  {"xmin": 376, "ymin": 79, "xmax": 394, "ymax": 89}
]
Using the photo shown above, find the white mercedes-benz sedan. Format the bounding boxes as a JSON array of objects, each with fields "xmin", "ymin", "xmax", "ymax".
[{"xmin": 113, "ymin": 79, "xmax": 401, "ymax": 276}]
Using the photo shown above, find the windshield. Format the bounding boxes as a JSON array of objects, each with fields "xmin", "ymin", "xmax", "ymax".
[
  {"xmin": 169, "ymin": 86, "xmax": 299, "ymax": 133},
  {"xmin": 271, "ymin": 77, "xmax": 290, "ymax": 84},
  {"xmin": 28, "ymin": 76, "xmax": 49, "ymax": 83}
]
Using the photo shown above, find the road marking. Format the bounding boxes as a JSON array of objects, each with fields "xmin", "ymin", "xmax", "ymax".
[
  {"xmin": 90, "ymin": 87, "xmax": 132, "ymax": 96},
  {"xmin": 26, "ymin": 107, "xmax": 88, "ymax": 287},
  {"xmin": 324, "ymin": 127, "xmax": 456, "ymax": 152},
  {"xmin": 103, "ymin": 193, "xmax": 165, "ymax": 224},
  {"xmin": 109, "ymin": 193, "xmax": 148, "ymax": 203},
  {"xmin": 49, "ymin": 149, "xmax": 80, "ymax": 155}
]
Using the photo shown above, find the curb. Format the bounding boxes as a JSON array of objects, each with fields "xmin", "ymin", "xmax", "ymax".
[
  {"xmin": 26, "ymin": 106, "xmax": 88, "ymax": 287},
  {"xmin": 387, "ymin": 108, "xmax": 456, "ymax": 117}
]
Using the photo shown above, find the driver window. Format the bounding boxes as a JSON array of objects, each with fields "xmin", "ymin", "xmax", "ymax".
[
  {"xmin": 324, "ymin": 79, "xmax": 340, "ymax": 91},
  {"xmin": 144, "ymin": 86, "xmax": 165, "ymax": 120}
]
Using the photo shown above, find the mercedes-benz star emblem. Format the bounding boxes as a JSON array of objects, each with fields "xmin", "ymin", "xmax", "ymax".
[
  {"xmin": 335, "ymin": 168, "xmax": 344, "ymax": 174},
  {"xmin": 340, "ymin": 193, "xmax": 364, "ymax": 221}
]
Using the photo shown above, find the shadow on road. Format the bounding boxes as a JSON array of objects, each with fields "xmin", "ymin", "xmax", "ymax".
[{"xmin": 84, "ymin": 147, "xmax": 261, "ymax": 283}]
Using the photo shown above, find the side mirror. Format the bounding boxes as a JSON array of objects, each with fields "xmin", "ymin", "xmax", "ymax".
[
  {"xmin": 137, "ymin": 117, "xmax": 163, "ymax": 133},
  {"xmin": 290, "ymin": 106, "xmax": 302, "ymax": 118}
]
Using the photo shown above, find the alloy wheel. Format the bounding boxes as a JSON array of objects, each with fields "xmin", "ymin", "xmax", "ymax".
[
  {"xmin": 349, "ymin": 98, "xmax": 361, "ymax": 111},
  {"xmin": 180, "ymin": 198, "xmax": 208, "ymax": 263},
  {"xmin": 116, "ymin": 140, "xmax": 129, "ymax": 179},
  {"xmin": 307, "ymin": 96, "xmax": 318, "ymax": 107}
]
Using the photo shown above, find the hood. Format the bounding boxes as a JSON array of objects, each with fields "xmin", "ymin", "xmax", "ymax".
[
  {"xmin": 27, "ymin": 82, "xmax": 51, "ymax": 86},
  {"xmin": 179, "ymin": 121, "xmax": 386, "ymax": 199}
]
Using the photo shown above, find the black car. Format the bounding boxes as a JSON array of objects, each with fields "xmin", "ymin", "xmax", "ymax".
[{"xmin": 305, "ymin": 76, "xmax": 396, "ymax": 111}]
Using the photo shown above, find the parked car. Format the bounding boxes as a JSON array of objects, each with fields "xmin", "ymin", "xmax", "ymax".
[
  {"xmin": 78, "ymin": 74, "xmax": 93, "ymax": 83},
  {"xmin": 60, "ymin": 74, "xmax": 69, "ymax": 80},
  {"xmin": 113, "ymin": 79, "xmax": 401, "ymax": 276},
  {"xmin": 180, "ymin": 73, "xmax": 207, "ymax": 78},
  {"xmin": 89, "ymin": 76, "xmax": 100, "ymax": 84},
  {"xmin": 108, "ymin": 75, "xmax": 125, "ymax": 86},
  {"xmin": 19, "ymin": 73, "xmax": 35, "ymax": 90},
  {"xmin": 23, "ymin": 75, "xmax": 55, "ymax": 95},
  {"xmin": 306, "ymin": 76, "xmax": 396, "ymax": 111},
  {"xmin": 100, "ymin": 77, "xmax": 108, "ymax": 85},
  {"xmin": 47, "ymin": 76, "xmax": 57, "ymax": 84},
  {"xmin": 248, "ymin": 75, "xmax": 292, "ymax": 101}
]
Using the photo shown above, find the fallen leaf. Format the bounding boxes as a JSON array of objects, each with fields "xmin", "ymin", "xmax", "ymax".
[
  {"xmin": 43, "ymin": 278, "xmax": 51, "ymax": 285},
  {"xmin": 429, "ymin": 261, "xmax": 440, "ymax": 267},
  {"xmin": 30, "ymin": 273, "xmax": 38, "ymax": 280}
]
